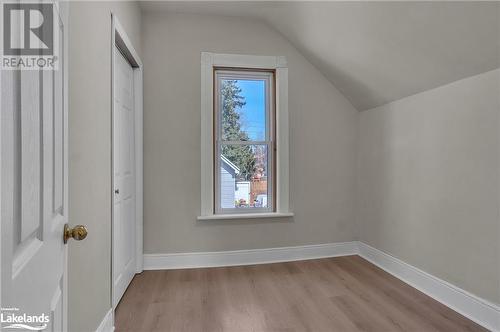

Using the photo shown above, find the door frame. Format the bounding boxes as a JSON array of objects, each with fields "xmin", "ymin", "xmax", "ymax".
[{"xmin": 110, "ymin": 13, "xmax": 143, "ymax": 310}]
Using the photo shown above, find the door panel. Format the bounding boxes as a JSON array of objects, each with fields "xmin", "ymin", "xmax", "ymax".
[
  {"xmin": 19, "ymin": 70, "xmax": 42, "ymax": 242},
  {"xmin": 113, "ymin": 46, "xmax": 136, "ymax": 307},
  {"xmin": 53, "ymin": 30, "xmax": 64, "ymax": 214},
  {"xmin": 1, "ymin": 2, "xmax": 68, "ymax": 331}
]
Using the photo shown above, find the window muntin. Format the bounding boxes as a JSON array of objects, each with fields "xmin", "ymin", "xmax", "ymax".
[{"xmin": 214, "ymin": 69, "xmax": 275, "ymax": 214}]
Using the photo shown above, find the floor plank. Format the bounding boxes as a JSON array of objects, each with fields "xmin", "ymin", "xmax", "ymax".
[{"xmin": 115, "ymin": 256, "xmax": 487, "ymax": 332}]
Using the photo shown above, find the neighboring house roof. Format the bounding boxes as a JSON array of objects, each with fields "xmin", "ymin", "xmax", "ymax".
[{"xmin": 221, "ymin": 155, "xmax": 240, "ymax": 175}]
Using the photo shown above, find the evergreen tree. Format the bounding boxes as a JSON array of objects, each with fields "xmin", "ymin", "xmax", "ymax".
[{"xmin": 220, "ymin": 80, "xmax": 256, "ymax": 180}]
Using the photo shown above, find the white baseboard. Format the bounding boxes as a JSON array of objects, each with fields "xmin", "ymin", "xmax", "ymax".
[
  {"xmin": 357, "ymin": 242, "xmax": 500, "ymax": 332},
  {"xmin": 143, "ymin": 241, "xmax": 358, "ymax": 270},
  {"xmin": 142, "ymin": 241, "xmax": 499, "ymax": 332},
  {"xmin": 95, "ymin": 308, "xmax": 114, "ymax": 332}
]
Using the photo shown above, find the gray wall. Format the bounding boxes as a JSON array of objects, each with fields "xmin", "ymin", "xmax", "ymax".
[
  {"xmin": 356, "ymin": 69, "xmax": 500, "ymax": 304},
  {"xmin": 68, "ymin": 2, "xmax": 141, "ymax": 331},
  {"xmin": 142, "ymin": 12, "xmax": 359, "ymax": 254}
]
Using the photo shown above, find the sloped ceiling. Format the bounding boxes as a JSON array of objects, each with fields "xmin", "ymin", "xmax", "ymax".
[{"xmin": 140, "ymin": 1, "xmax": 500, "ymax": 111}]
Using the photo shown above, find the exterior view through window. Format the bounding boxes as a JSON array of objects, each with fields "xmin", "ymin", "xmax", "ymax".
[{"xmin": 214, "ymin": 69, "xmax": 275, "ymax": 214}]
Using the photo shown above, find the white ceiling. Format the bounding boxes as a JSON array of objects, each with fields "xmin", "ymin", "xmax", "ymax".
[{"xmin": 140, "ymin": 1, "xmax": 500, "ymax": 111}]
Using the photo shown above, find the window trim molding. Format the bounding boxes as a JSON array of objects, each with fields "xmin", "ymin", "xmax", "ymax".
[{"xmin": 200, "ymin": 52, "xmax": 290, "ymax": 219}]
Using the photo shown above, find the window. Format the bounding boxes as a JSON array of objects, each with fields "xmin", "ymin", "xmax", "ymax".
[
  {"xmin": 214, "ymin": 69, "xmax": 275, "ymax": 214},
  {"xmin": 199, "ymin": 52, "xmax": 292, "ymax": 220}
]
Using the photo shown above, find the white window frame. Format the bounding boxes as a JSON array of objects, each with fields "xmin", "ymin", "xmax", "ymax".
[
  {"xmin": 199, "ymin": 52, "xmax": 293, "ymax": 220},
  {"xmin": 214, "ymin": 69, "xmax": 274, "ymax": 214}
]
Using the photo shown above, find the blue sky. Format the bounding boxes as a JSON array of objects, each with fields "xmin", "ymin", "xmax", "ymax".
[{"xmin": 235, "ymin": 80, "xmax": 266, "ymax": 141}]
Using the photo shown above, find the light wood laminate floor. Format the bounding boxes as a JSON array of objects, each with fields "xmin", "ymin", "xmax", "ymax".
[{"xmin": 115, "ymin": 255, "xmax": 487, "ymax": 332}]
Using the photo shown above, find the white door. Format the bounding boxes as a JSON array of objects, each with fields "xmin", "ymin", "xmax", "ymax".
[
  {"xmin": 1, "ymin": 2, "xmax": 73, "ymax": 331},
  {"xmin": 112, "ymin": 46, "xmax": 136, "ymax": 307}
]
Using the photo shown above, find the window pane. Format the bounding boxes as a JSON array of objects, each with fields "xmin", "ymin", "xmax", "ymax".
[
  {"xmin": 219, "ymin": 145, "xmax": 270, "ymax": 209},
  {"xmin": 220, "ymin": 79, "xmax": 267, "ymax": 142}
]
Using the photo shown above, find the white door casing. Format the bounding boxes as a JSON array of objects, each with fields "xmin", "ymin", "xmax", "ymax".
[
  {"xmin": 112, "ymin": 46, "xmax": 136, "ymax": 307},
  {"xmin": 1, "ymin": 2, "xmax": 69, "ymax": 331}
]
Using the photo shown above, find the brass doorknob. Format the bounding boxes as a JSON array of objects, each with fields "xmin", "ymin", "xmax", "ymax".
[{"xmin": 63, "ymin": 224, "xmax": 88, "ymax": 244}]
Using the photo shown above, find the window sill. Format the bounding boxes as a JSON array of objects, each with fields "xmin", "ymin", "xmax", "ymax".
[{"xmin": 197, "ymin": 212, "xmax": 294, "ymax": 221}]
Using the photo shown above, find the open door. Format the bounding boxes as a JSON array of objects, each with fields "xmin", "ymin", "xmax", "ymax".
[{"xmin": 1, "ymin": 2, "xmax": 80, "ymax": 331}]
